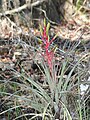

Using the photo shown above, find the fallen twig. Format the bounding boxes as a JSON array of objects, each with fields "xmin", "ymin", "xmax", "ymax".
[{"xmin": 0, "ymin": 0, "xmax": 46, "ymax": 16}]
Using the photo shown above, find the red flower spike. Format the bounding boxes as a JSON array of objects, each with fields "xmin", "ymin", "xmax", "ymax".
[{"xmin": 39, "ymin": 19, "xmax": 56, "ymax": 71}]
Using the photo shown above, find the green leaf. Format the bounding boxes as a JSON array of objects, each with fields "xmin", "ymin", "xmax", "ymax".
[
  {"xmin": 46, "ymin": 22, "xmax": 50, "ymax": 36},
  {"xmin": 21, "ymin": 74, "xmax": 51, "ymax": 102},
  {"xmin": 37, "ymin": 38, "xmax": 42, "ymax": 44},
  {"xmin": 60, "ymin": 100, "xmax": 72, "ymax": 120},
  {"xmin": 57, "ymin": 61, "xmax": 67, "ymax": 92},
  {"xmin": 44, "ymin": 18, "xmax": 46, "ymax": 27},
  {"xmin": 39, "ymin": 24, "xmax": 43, "ymax": 35}
]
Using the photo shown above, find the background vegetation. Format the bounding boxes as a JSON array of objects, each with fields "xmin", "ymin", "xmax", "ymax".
[{"xmin": 0, "ymin": 0, "xmax": 90, "ymax": 120}]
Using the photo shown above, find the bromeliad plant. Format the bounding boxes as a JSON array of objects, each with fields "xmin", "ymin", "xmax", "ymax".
[
  {"xmin": 39, "ymin": 19, "xmax": 57, "ymax": 72},
  {"xmin": 1, "ymin": 18, "xmax": 88, "ymax": 120}
]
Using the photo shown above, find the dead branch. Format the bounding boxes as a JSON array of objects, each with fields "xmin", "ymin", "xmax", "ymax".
[{"xmin": 0, "ymin": 0, "xmax": 46, "ymax": 16}]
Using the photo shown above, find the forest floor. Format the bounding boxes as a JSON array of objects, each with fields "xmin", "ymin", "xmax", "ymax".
[{"xmin": 0, "ymin": 8, "xmax": 90, "ymax": 120}]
